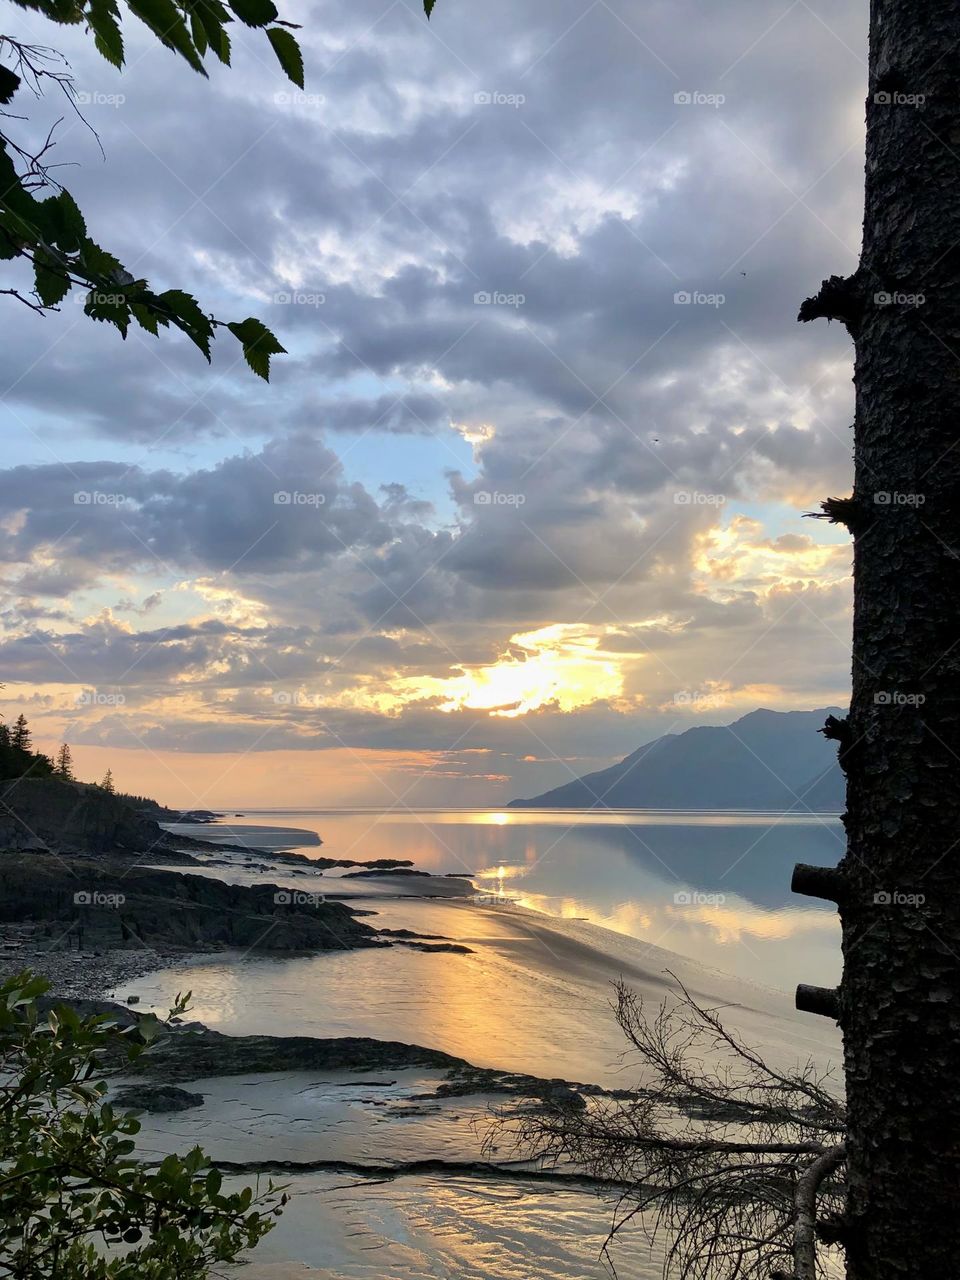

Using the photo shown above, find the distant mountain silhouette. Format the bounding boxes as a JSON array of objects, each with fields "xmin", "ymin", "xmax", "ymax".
[{"xmin": 510, "ymin": 707, "xmax": 846, "ymax": 811}]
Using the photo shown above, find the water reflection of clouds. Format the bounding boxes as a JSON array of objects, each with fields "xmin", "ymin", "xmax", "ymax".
[
  {"xmin": 510, "ymin": 890, "xmax": 836, "ymax": 950},
  {"xmin": 225, "ymin": 809, "xmax": 844, "ymax": 986}
]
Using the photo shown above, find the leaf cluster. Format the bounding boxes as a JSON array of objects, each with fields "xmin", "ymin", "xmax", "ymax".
[{"xmin": 0, "ymin": 970, "xmax": 285, "ymax": 1279}]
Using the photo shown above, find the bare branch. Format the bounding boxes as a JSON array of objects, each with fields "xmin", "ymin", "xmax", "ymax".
[
  {"xmin": 0, "ymin": 286, "xmax": 47, "ymax": 313},
  {"xmin": 793, "ymin": 1146, "xmax": 846, "ymax": 1280},
  {"xmin": 487, "ymin": 978, "xmax": 847, "ymax": 1280}
]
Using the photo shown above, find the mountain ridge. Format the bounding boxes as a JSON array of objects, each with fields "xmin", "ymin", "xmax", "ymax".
[{"xmin": 509, "ymin": 707, "xmax": 846, "ymax": 811}]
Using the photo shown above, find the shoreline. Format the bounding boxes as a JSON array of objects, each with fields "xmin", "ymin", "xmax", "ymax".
[
  {"xmin": 0, "ymin": 922, "xmax": 198, "ymax": 1002},
  {"xmin": 0, "ymin": 823, "xmax": 841, "ymax": 1280},
  {"xmin": 0, "ymin": 830, "xmax": 480, "ymax": 1005}
]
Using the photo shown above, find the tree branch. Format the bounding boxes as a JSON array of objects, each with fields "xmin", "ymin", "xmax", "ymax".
[{"xmin": 792, "ymin": 1145, "xmax": 846, "ymax": 1280}]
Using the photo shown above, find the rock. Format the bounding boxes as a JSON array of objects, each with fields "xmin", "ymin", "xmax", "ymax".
[
  {"xmin": 342, "ymin": 868, "xmax": 433, "ymax": 879},
  {"xmin": 395, "ymin": 941, "xmax": 473, "ymax": 954},
  {"xmin": 113, "ymin": 1084, "xmax": 205, "ymax": 1113},
  {"xmin": 0, "ymin": 853, "xmax": 381, "ymax": 953},
  {"xmin": 0, "ymin": 778, "xmax": 161, "ymax": 855},
  {"xmin": 144, "ymin": 1034, "xmax": 469, "ymax": 1081}
]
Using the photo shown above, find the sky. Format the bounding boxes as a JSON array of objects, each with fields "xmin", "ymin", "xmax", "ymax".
[{"xmin": 0, "ymin": 0, "xmax": 866, "ymax": 808}]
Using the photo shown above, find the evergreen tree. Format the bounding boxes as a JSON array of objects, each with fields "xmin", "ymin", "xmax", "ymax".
[
  {"xmin": 54, "ymin": 744, "xmax": 74, "ymax": 781},
  {"xmin": 10, "ymin": 714, "xmax": 30, "ymax": 752},
  {"xmin": 99, "ymin": 769, "xmax": 115, "ymax": 795}
]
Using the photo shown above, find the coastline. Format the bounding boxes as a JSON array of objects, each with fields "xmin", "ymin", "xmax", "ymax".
[
  {"xmin": 0, "ymin": 811, "xmax": 843, "ymax": 1280},
  {"xmin": 0, "ymin": 925, "xmax": 185, "ymax": 1003}
]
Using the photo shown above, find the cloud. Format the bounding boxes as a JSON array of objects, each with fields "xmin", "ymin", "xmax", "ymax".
[{"xmin": 0, "ymin": 0, "xmax": 864, "ymax": 799}]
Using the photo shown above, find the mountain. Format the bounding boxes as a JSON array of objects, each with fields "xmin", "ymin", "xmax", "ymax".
[{"xmin": 509, "ymin": 707, "xmax": 846, "ymax": 811}]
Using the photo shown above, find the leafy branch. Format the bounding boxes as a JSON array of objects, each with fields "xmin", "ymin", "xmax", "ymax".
[
  {"xmin": 0, "ymin": 970, "xmax": 285, "ymax": 1278},
  {"xmin": 0, "ymin": 0, "xmax": 305, "ymax": 377},
  {"xmin": 0, "ymin": 0, "xmax": 440, "ymax": 375}
]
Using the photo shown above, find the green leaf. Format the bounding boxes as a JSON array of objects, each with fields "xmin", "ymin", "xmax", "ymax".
[
  {"xmin": 185, "ymin": 0, "xmax": 231, "ymax": 60},
  {"xmin": 131, "ymin": 301, "xmax": 161, "ymax": 335},
  {"xmin": 126, "ymin": 0, "xmax": 206, "ymax": 73},
  {"xmin": 88, "ymin": 0, "xmax": 125, "ymax": 67},
  {"xmin": 46, "ymin": 190, "xmax": 87, "ymax": 253},
  {"xmin": 34, "ymin": 254, "xmax": 71, "ymax": 307},
  {"xmin": 266, "ymin": 27, "xmax": 303, "ymax": 88},
  {"xmin": 0, "ymin": 65, "xmax": 21, "ymax": 104},
  {"xmin": 84, "ymin": 284, "xmax": 132, "ymax": 336},
  {"xmin": 157, "ymin": 288, "xmax": 215, "ymax": 359},
  {"xmin": 227, "ymin": 316, "xmax": 286, "ymax": 380},
  {"xmin": 76, "ymin": 236, "xmax": 124, "ymax": 281},
  {"xmin": 190, "ymin": 11, "xmax": 208, "ymax": 54},
  {"xmin": 228, "ymin": 0, "xmax": 277, "ymax": 26}
]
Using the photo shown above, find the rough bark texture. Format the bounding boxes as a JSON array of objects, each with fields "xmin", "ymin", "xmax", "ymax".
[{"xmin": 801, "ymin": 3, "xmax": 960, "ymax": 1275}]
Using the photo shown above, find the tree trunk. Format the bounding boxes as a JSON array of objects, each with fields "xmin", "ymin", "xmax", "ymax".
[{"xmin": 799, "ymin": 3, "xmax": 960, "ymax": 1275}]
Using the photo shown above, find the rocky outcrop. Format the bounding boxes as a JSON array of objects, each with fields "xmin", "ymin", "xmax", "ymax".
[
  {"xmin": 0, "ymin": 853, "xmax": 381, "ymax": 952},
  {"xmin": 132, "ymin": 1025, "xmax": 471, "ymax": 1081},
  {"xmin": 112, "ymin": 1084, "xmax": 205, "ymax": 1112},
  {"xmin": 0, "ymin": 778, "xmax": 166, "ymax": 854}
]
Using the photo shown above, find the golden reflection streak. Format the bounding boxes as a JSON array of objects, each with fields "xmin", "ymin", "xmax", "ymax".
[{"xmin": 471, "ymin": 879, "xmax": 838, "ymax": 949}]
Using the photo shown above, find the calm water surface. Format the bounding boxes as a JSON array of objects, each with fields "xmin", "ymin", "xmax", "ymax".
[
  {"xmin": 129, "ymin": 806, "xmax": 843, "ymax": 1278},
  {"xmin": 188, "ymin": 807, "xmax": 844, "ymax": 991}
]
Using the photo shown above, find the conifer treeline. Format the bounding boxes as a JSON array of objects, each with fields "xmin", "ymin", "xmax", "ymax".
[{"xmin": 0, "ymin": 714, "xmax": 114, "ymax": 791}]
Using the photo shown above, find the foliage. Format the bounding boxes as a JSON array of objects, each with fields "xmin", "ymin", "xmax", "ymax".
[
  {"xmin": 0, "ymin": 714, "xmax": 54, "ymax": 779},
  {"xmin": 54, "ymin": 742, "xmax": 74, "ymax": 779},
  {"xmin": 0, "ymin": 0, "xmax": 304, "ymax": 377},
  {"xmin": 0, "ymin": 970, "xmax": 284, "ymax": 1277},
  {"xmin": 10, "ymin": 713, "xmax": 30, "ymax": 752},
  {"xmin": 0, "ymin": 0, "xmax": 440, "ymax": 375}
]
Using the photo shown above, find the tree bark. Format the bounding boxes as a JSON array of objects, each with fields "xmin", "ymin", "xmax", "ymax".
[{"xmin": 799, "ymin": 3, "xmax": 960, "ymax": 1275}]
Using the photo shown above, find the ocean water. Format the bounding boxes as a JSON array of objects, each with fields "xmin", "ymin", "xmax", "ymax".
[
  {"xmin": 169, "ymin": 807, "xmax": 844, "ymax": 992},
  {"xmin": 125, "ymin": 809, "xmax": 845, "ymax": 1279}
]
